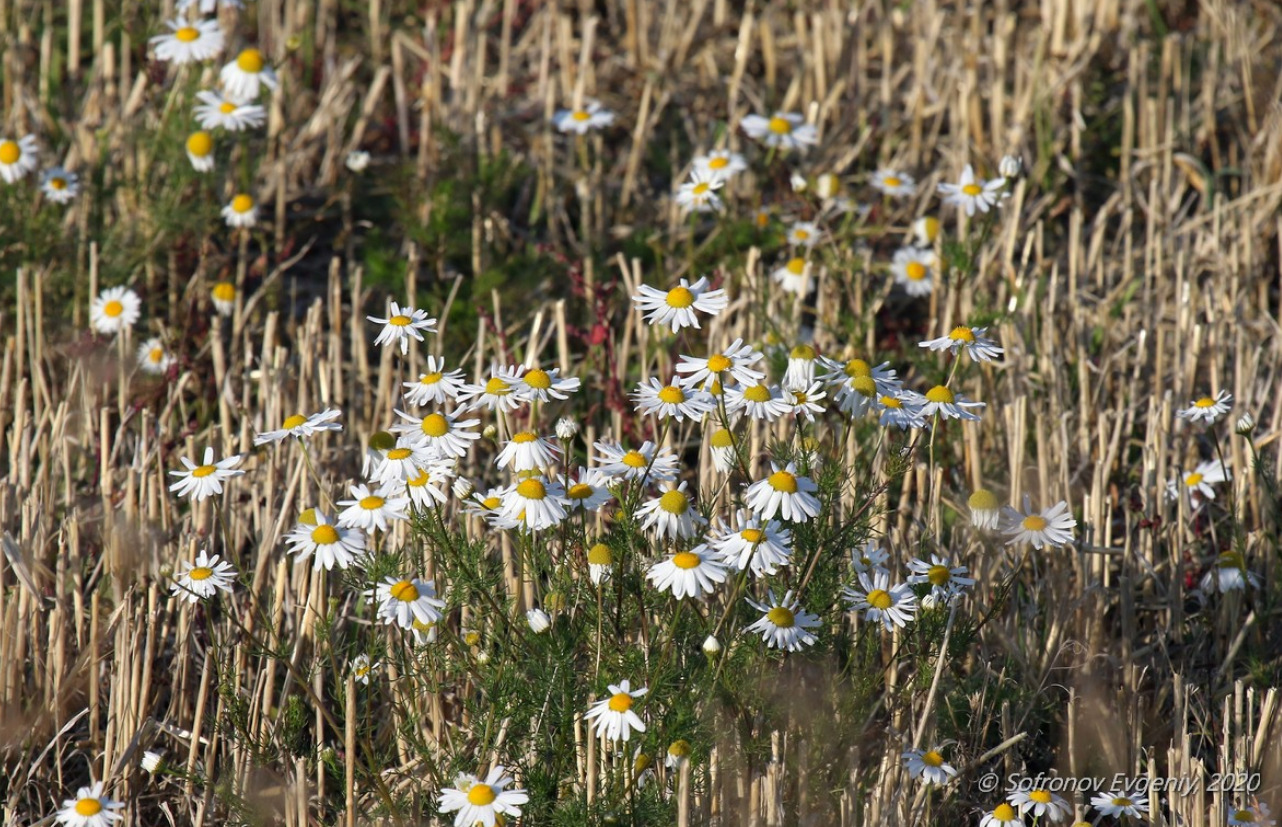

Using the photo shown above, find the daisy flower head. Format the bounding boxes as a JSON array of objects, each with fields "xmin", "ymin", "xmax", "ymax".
[
  {"xmin": 401, "ymin": 460, "xmax": 454, "ymax": 509},
  {"xmin": 168, "ymin": 447, "xmax": 243, "ymax": 501},
  {"xmin": 785, "ymin": 382, "xmax": 827, "ymax": 421},
  {"xmin": 284, "ymin": 511, "xmax": 366, "ymax": 570},
  {"xmin": 40, "ymin": 167, "xmax": 79, "ymax": 203},
  {"xmin": 820, "ymin": 356, "xmax": 901, "ymax": 414},
  {"xmin": 632, "ymin": 377, "xmax": 715, "ymax": 422},
  {"xmin": 980, "ymin": 802, "xmax": 1023, "ymax": 827},
  {"xmin": 371, "ymin": 437, "xmax": 435, "ymax": 486},
  {"xmin": 346, "ymin": 150, "xmax": 371, "ymax": 172},
  {"xmin": 526, "ymin": 607, "xmax": 551, "ymax": 633},
  {"xmin": 170, "ymin": 550, "xmax": 237, "ymax": 603},
  {"xmin": 585, "ymin": 680, "xmax": 648, "ymax": 742},
  {"xmin": 787, "ymin": 221, "xmax": 820, "ymax": 248},
  {"xmin": 693, "ymin": 149, "xmax": 747, "ymax": 181},
  {"xmin": 498, "ymin": 475, "xmax": 567, "ymax": 531},
  {"xmin": 220, "ymin": 48, "xmax": 278, "ymax": 103},
  {"xmin": 90, "ymin": 286, "xmax": 141, "ymax": 335},
  {"xmin": 1228, "ymin": 803, "xmax": 1275, "ymax": 827},
  {"xmin": 907, "ymin": 554, "xmax": 977, "ymax": 602},
  {"xmin": 338, "ymin": 483, "xmax": 410, "ymax": 534},
  {"xmin": 919, "ymin": 326, "xmax": 1004, "ymax": 362},
  {"xmin": 438, "ymin": 766, "xmax": 528, "ymax": 827},
  {"xmin": 851, "ymin": 540, "xmax": 890, "ymax": 575},
  {"xmin": 516, "ymin": 365, "xmax": 581, "ymax": 402},
  {"xmin": 666, "ymin": 739, "xmax": 693, "ymax": 769},
  {"xmin": 918, "ymin": 385, "xmax": 985, "ymax": 422},
  {"xmin": 870, "ymin": 168, "xmax": 916, "ymax": 197},
  {"xmin": 968, "ymin": 488, "xmax": 1002, "ymax": 530},
  {"xmin": 456, "ymin": 363, "xmax": 526, "ymax": 414},
  {"xmin": 351, "ymin": 653, "xmax": 377, "ymax": 685},
  {"xmin": 783, "ymin": 344, "xmax": 820, "ymax": 391},
  {"xmin": 875, "ymin": 391, "xmax": 928, "ymax": 430},
  {"xmin": 637, "ymin": 481, "xmax": 707, "ymax": 541},
  {"xmin": 562, "ymin": 468, "xmax": 613, "ymax": 512},
  {"xmin": 593, "ymin": 439, "xmax": 679, "ymax": 483},
  {"xmin": 193, "ymin": 90, "xmax": 265, "ymax": 131},
  {"xmin": 1201, "ymin": 551, "xmax": 1262, "ymax": 593},
  {"xmin": 136, "ymin": 338, "xmax": 174, "ymax": 375},
  {"xmin": 553, "ymin": 99, "xmax": 615, "ymax": 134},
  {"xmin": 1001, "ymin": 495, "xmax": 1076, "ymax": 549},
  {"xmin": 186, "ymin": 130, "xmax": 215, "ymax": 172},
  {"xmin": 726, "ymin": 381, "xmax": 791, "ymax": 422},
  {"xmin": 676, "ymin": 339, "xmax": 765, "ymax": 390},
  {"xmin": 1091, "ymin": 790, "xmax": 1149, "ymax": 819},
  {"xmin": 1009, "ymin": 788, "xmax": 1071, "ymax": 822},
  {"xmin": 745, "ymin": 590, "xmax": 819, "ymax": 651},
  {"xmin": 587, "ymin": 542, "xmax": 613, "ymax": 585},
  {"xmin": 710, "ymin": 511, "xmax": 793, "ymax": 576},
  {"xmin": 389, "ymin": 405, "xmax": 483, "ymax": 460},
  {"xmin": 891, "ymin": 246, "xmax": 936, "ymax": 297},
  {"xmin": 844, "ymin": 569, "xmax": 918, "ymax": 631},
  {"xmin": 149, "ymin": 18, "xmax": 224, "ymax": 64},
  {"xmin": 402, "ymin": 356, "xmax": 467, "ymax": 406},
  {"xmin": 368, "ymin": 300, "xmax": 437, "ymax": 355},
  {"xmin": 709, "ymin": 427, "xmax": 739, "ymax": 473},
  {"xmin": 253, "ymin": 408, "xmax": 342, "ymax": 445},
  {"xmin": 1177, "ymin": 389, "xmax": 1233, "ymax": 425},
  {"xmin": 211, "ymin": 281, "xmax": 235, "ymax": 315},
  {"xmin": 675, "ymin": 169, "xmax": 724, "ymax": 213},
  {"xmin": 632, "ymin": 276, "xmax": 728, "ymax": 333},
  {"xmin": 55, "ymin": 782, "xmax": 123, "ymax": 827},
  {"xmin": 1166, "ymin": 459, "xmax": 1230, "ymax": 505},
  {"xmin": 772, "ymin": 256, "xmax": 811, "ymax": 295},
  {"xmin": 913, "ymin": 215, "xmax": 941, "ymax": 247},
  {"xmin": 744, "ymin": 462, "xmax": 821, "ymax": 523},
  {"xmin": 374, "ymin": 576, "xmax": 444, "ymax": 630},
  {"xmin": 495, "ymin": 430, "xmax": 560, "ymax": 473},
  {"xmin": 902, "ymin": 746, "xmax": 957, "ymax": 786},
  {"xmin": 0, "ymin": 134, "xmax": 38, "ymax": 183},
  {"xmin": 646, "ymin": 545, "xmax": 728, "ymax": 600},
  {"xmin": 739, "ymin": 111, "xmax": 818, "ymax": 150},
  {"xmin": 938, "ymin": 164, "xmax": 1007, "ymax": 216}
]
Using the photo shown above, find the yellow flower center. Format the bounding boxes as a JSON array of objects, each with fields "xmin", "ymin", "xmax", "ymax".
[
  {"xmin": 1022, "ymin": 514, "xmax": 1048, "ymax": 531},
  {"xmin": 711, "ymin": 428, "xmax": 734, "ymax": 448},
  {"xmin": 212, "ymin": 281, "xmax": 235, "ymax": 301},
  {"xmin": 852, "ymin": 376, "xmax": 877, "ymax": 397},
  {"xmin": 927, "ymin": 565, "xmax": 952, "ymax": 586},
  {"xmin": 523, "ymin": 368, "xmax": 551, "ymax": 389},
  {"xmin": 921, "ymin": 750, "xmax": 943, "ymax": 767},
  {"xmin": 793, "ymin": 229, "xmax": 810, "ymax": 240},
  {"xmin": 103, "ymin": 300, "xmax": 124, "ymax": 318},
  {"xmin": 191, "ymin": 465, "xmax": 216, "ymax": 478},
  {"xmin": 386, "ymin": 447, "xmax": 412, "ymax": 460},
  {"xmin": 516, "ymin": 479, "xmax": 546, "ymax": 500},
  {"xmin": 1030, "ymin": 790, "xmax": 1053, "ymax": 804},
  {"xmin": 968, "ymin": 489, "xmax": 999, "ymax": 510},
  {"xmin": 1185, "ymin": 472, "xmax": 1204, "ymax": 487},
  {"xmin": 962, "ymin": 183, "xmax": 983, "ymax": 196},
  {"xmin": 0, "ymin": 141, "xmax": 20, "ymax": 164},
  {"xmin": 621, "ymin": 450, "xmax": 647, "ymax": 468},
  {"xmin": 879, "ymin": 395, "xmax": 902, "ymax": 409},
  {"xmin": 237, "ymin": 48, "xmax": 265, "ymax": 73},
  {"xmin": 740, "ymin": 528, "xmax": 763, "ymax": 543},
  {"xmin": 766, "ymin": 606, "xmax": 795, "ymax": 627},
  {"xmin": 1234, "ymin": 810, "xmax": 1256, "ymax": 822},
  {"xmin": 743, "ymin": 384, "xmax": 772, "ymax": 403},
  {"xmin": 359, "ymin": 495, "xmax": 384, "ymax": 510},
  {"xmin": 387, "ymin": 314, "xmax": 412, "ymax": 326},
  {"xmin": 1193, "ymin": 397, "xmax": 1216, "ymax": 408},
  {"xmin": 282, "ymin": 414, "xmax": 308, "ymax": 429},
  {"xmin": 588, "ymin": 544, "xmax": 613, "ymax": 564},
  {"xmin": 484, "ymin": 376, "xmax": 511, "ymax": 395},
  {"xmin": 993, "ymin": 803, "xmax": 1016, "ymax": 821},
  {"xmin": 186, "ymin": 131, "xmax": 212, "ymax": 157},
  {"xmin": 1217, "ymin": 551, "xmax": 1245, "ymax": 570},
  {"xmin": 706, "ymin": 353, "xmax": 732, "ymax": 373},
  {"xmin": 512, "ymin": 431, "xmax": 537, "ymax": 444},
  {"xmin": 567, "ymin": 483, "xmax": 594, "ymax": 500},
  {"xmin": 231, "ymin": 194, "xmax": 254, "ymax": 213},
  {"xmin": 948, "ymin": 326, "xmax": 976, "ymax": 343},
  {"xmin": 905, "ymin": 261, "xmax": 927, "ymax": 281},
  {"xmin": 692, "ymin": 182, "xmax": 710, "ymax": 195},
  {"xmin": 174, "ymin": 26, "xmax": 200, "ymax": 42},
  {"xmin": 419, "ymin": 372, "xmax": 443, "ymax": 385},
  {"xmin": 792, "ymin": 391, "xmax": 808, "ymax": 404},
  {"xmin": 421, "ymin": 413, "xmax": 449, "ymax": 437},
  {"xmin": 219, "ymin": 101, "xmax": 237, "ymax": 114},
  {"xmin": 1112, "ymin": 797, "xmax": 1132, "ymax": 807},
  {"xmin": 768, "ymin": 470, "xmax": 798, "ymax": 493},
  {"xmin": 298, "ymin": 508, "xmax": 318, "ymax": 525},
  {"xmin": 50, "ymin": 177, "xmax": 67, "ymax": 190},
  {"xmin": 571, "ymin": 110, "xmax": 591, "ymax": 122},
  {"xmin": 188, "ymin": 566, "xmax": 213, "ymax": 581},
  {"xmin": 608, "ymin": 692, "xmax": 634, "ymax": 712},
  {"xmin": 843, "ymin": 358, "xmax": 871, "ymax": 378},
  {"xmin": 791, "ymin": 344, "xmax": 815, "ymax": 360},
  {"xmin": 671, "ymin": 551, "xmax": 701, "ymax": 570},
  {"xmin": 785, "ymin": 257, "xmax": 806, "ymax": 275},
  {"xmin": 708, "ymin": 156, "xmax": 729, "ymax": 169},
  {"xmin": 668, "ymin": 739, "xmax": 692, "ymax": 757},
  {"xmin": 866, "ymin": 589, "xmax": 892, "ymax": 610},
  {"xmin": 481, "ymin": 496, "xmax": 501, "ymax": 510},
  {"xmin": 665, "ymin": 286, "xmax": 695, "ymax": 308},
  {"xmin": 767, "ymin": 116, "xmax": 793, "ymax": 134},
  {"xmin": 925, "ymin": 386, "xmax": 954, "ymax": 404},
  {"xmin": 75, "ymin": 799, "xmax": 104, "ymax": 816},
  {"xmin": 882, "ymin": 175, "xmax": 901, "ymax": 187},
  {"xmin": 389, "ymin": 580, "xmax": 419, "ymax": 602},
  {"xmin": 466, "ymin": 784, "xmax": 497, "ymax": 806},
  {"xmin": 148, "ymin": 347, "xmax": 164, "ymax": 363},
  {"xmin": 658, "ymin": 490, "xmax": 689, "ymax": 514},
  {"xmin": 657, "ymin": 385, "xmax": 686, "ymax": 404},
  {"xmin": 311, "ymin": 525, "xmax": 339, "ymax": 544}
]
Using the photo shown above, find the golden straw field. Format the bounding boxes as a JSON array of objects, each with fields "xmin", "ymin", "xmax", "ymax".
[{"xmin": 3, "ymin": 0, "xmax": 1282, "ymax": 825}]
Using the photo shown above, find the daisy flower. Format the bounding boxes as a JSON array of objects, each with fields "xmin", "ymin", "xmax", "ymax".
[
  {"xmin": 902, "ymin": 746, "xmax": 957, "ymax": 785},
  {"xmin": 647, "ymin": 545, "xmax": 728, "ymax": 599},
  {"xmin": 1091, "ymin": 790, "xmax": 1149, "ymax": 819},
  {"xmin": 136, "ymin": 338, "xmax": 174, "ymax": 375},
  {"xmin": 1177, "ymin": 390, "xmax": 1233, "ymax": 425},
  {"xmin": 368, "ymin": 301, "xmax": 437, "ymax": 355},
  {"xmin": 374, "ymin": 576, "xmax": 444, "ymax": 629},
  {"xmin": 907, "ymin": 554, "xmax": 976, "ymax": 602},
  {"xmin": 1001, "ymin": 495, "xmax": 1077, "ymax": 549},
  {"xmin": 968, "ymin": 488, "xmax": 1002, "ymax": 530},
  {"xmin": 1201, "ymin": 551, "xmax": 1262, "ymax": 593},
  {"xmin": 675, "ymin": 170, "xmax": 724, "ymax": 213},
  {"xmin": 666, "ymin": 739, "xmax": 693, "ymax": 769},
  {"xmin": 744, "ymin": 462, "xmax": 821, "ymax": 523},
  {"xmin": 498, "ymin": 476, "xmax": 567, "ymax": 531},
  {"xmin": 938, "ymin": 164, "xmax": 1007, "ymax": 216},
  {"xmin": 516, "ymin": 365, "xmax": 580, "ymax": 402},
  {"xmin": 456, "ymin": 364, "xmax": 526, "ymax": 414},
  {"xmin": 693, "ymin": 149, "xmax": 747, "ymax": 180},
  {"xmin": 90, "ymin": 286, "xmax": 141, "ymax": 335},
  {"xmin": 285, "ymin": 511, "xmax": 365, "ymax": 570},
  {"xmin": 526, "ymin": 608, "xmax": 551, "ymax": 633},
  {"xmin": 338, "ymin": 483, "xmax": 410, "ymax": 533},
  {"xmin": 875, "ymin": 392, "xmax": 927, "ymax": 430},
  {"xmin": 438, "ymin": 766, "xmax": 529, "ymax": 827},
  {"xmin": 1166, "ymin": 459, "xmax": 1230, "ymax": 504},
  {"xmin": 346, "ymin": 150, "xmax": 370, "ymax": 172},
  {"xmin": 401, "ymin": 460, "xmax": 453, "ymax": 509},
  {"xmin": 979, "ymin": 802, "xmax": 1022, "ymax": 827},
  {"xmin": 220, "ymin": 48, "xmax": 277, "ymax": 102},
  {"xmin": 553, "ymin": 99, "xmax": 615, "ymax": 133},
  {"xmin": 772, "ymin": 257, "xmax": 811, "ymax": 295},
  {"xmin": 211, "ymin": 281, "xmax": 235, "ymax": 315},
  {"xmin": 168, "ymin": 447, "xmax": 243, "ymax": 501},
  {"xmin": 170, "ymin": 550, "xmax": 237, "ymax": 603},
  {"xmin": 870, "ymin": 168, "xmax": 916, "ymax": 197},
  {"xmin": 219, "ymin": 193, "xmax": 257, "ymax": 227},
  {"xmin": 494, "ymin": 430, "xmax": 560, "ymax": 472},
  {"xmin": 710, "ymin": 512, "xmax": 793, "ymax": 576},
  {"xmin": 562, "ymin": 468, "xmax": 613, "ymax": 512},
  {"xmin": 351, "ymin": 654, "xmax": 377, "ymax": 685},
  {"xmin": 40, "ymin": 167, "xmax": 79, "ymax": 203},
  {"xmin": 585, "ymin": 680, "xmax": 648, "ymax": 742},
  {"xmin": 593, "ymin": 439, "xmax": 679, "ymax": 483},
  {"xmin": 1228, "ymin": 803, "xmax": 1275, "ymax": 827},
  {"xmin": 253, "ymin": 408, "xmax": 343, "ymax": 445},
  {"xmin": 917, "ymin": 385, "xmax": 985, "ymax": 421},
  {"xmin": 371, "ymin": 438, "xmax": 435, "ymax": 487},
  {"xmin": 851, "ymin": 540, "xmax": 890, "ymax": 575},
  {"xmin": 739, "ymin": 111, "xmax": 818, "ymax": 150},
  {"xmin": 785, "ymin": 382, "xmax": 827, "ymax": 421},
  {"xmin": 676, "ymin": 339, "xmax": 765, "ymax": 390},
  {"xmin": 0, "ymin": 134, "xmax": 38, "ymax": 183},
  {"xmin": 999, "ymin": 154, "xmax": 1024, "ymax": 178},
  {"xmin": 745, "ymin": 590, "xmax": 819, "ymax": 651},
  {"xmin": 149, "ymin": 18, "xmax": 223, "ymax": 64},
  {"xmin": 890, "ymin": 246, "xmax": 936, "ymax": 297},
  {"xmin": 913, "ymin": 215, "xmax": 941, "ymax": 245},
  {"xmin": 709, "ymin": 428, "xmax": 739, "ymax": 473},
  {"xmin": 55, "ymin": 782, "xmax": 123, "ymax": 827},
  {"xmin": 186, "ymin": 131, "xmax": 215, "ymax": 172},
  {"xmin": 193, "ymin": 90, "xmax": 265, "ymax": 131},
  {"xmin": 587, "ymin": 542, "xmax": 613, "ymax": 585},
  {"xmin": 820, "ymin": 356, "xmax": 900, "ymax": 406},
  {"xmin": 632, "ymin": 276, "xmax": 728, "ymax": 333},
  {"xmin": 1009, "ymin": 788, "xmax": 1071, "ymax": 822},
  {"xmin": 636, "ymin": 481, "xmax": 707, "ymax": 541},
  {"xmin": 787, "ymin": 221, "xmax": 820, "ymax": 248},
  {"xmin": 919, "ymin": 326, "xmax": 1004, "ymax": 362},
  {"xmin": 726, "ymin": 382, "xmax": 791, "ymax": 422},
  {"xmin": 632, "ymin": 377, "xmax": 715, "ymax": 422},
  {"xmin": 844, "ymin": 569, "xmax": 918, "ymax": 630},
  {"xmin": 391, "ymin": 409, "xmax": 480, "ymax": 458}
]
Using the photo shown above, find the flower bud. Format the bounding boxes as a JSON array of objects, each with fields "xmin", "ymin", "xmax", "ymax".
[
  {"xmin": 526, "ymin": 608, "xmax": 551, "ymax": 634},
  {"xmin": 346, "ymin": 150, "xmax": 370, "ymax": 172},
  {"xmin": 1236, "ymin": 413, "xmax": 1256, "ymax": 436},
  {"xmin": 556, "ymin": 417, "xmax": 579, "ymax": 440},
  {"xmin": 452, "ymin": 476, "xmax": 475, "ymax": 499},
  {"xmin": 702, "ymin": 635, "xmax": 721, "ymax": 656},
  {"xmin": 999, "ymin": 154, "xmax": 1023, "ymax": 179},
  {"xmin": 790, "ymin": 173, "xmax": 808, "ymax": 193}
]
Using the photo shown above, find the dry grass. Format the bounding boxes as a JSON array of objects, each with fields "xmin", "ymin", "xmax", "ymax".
[{"xmin": 4, "ymin": 0, "xmax": 1282, "ymax": 825}]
